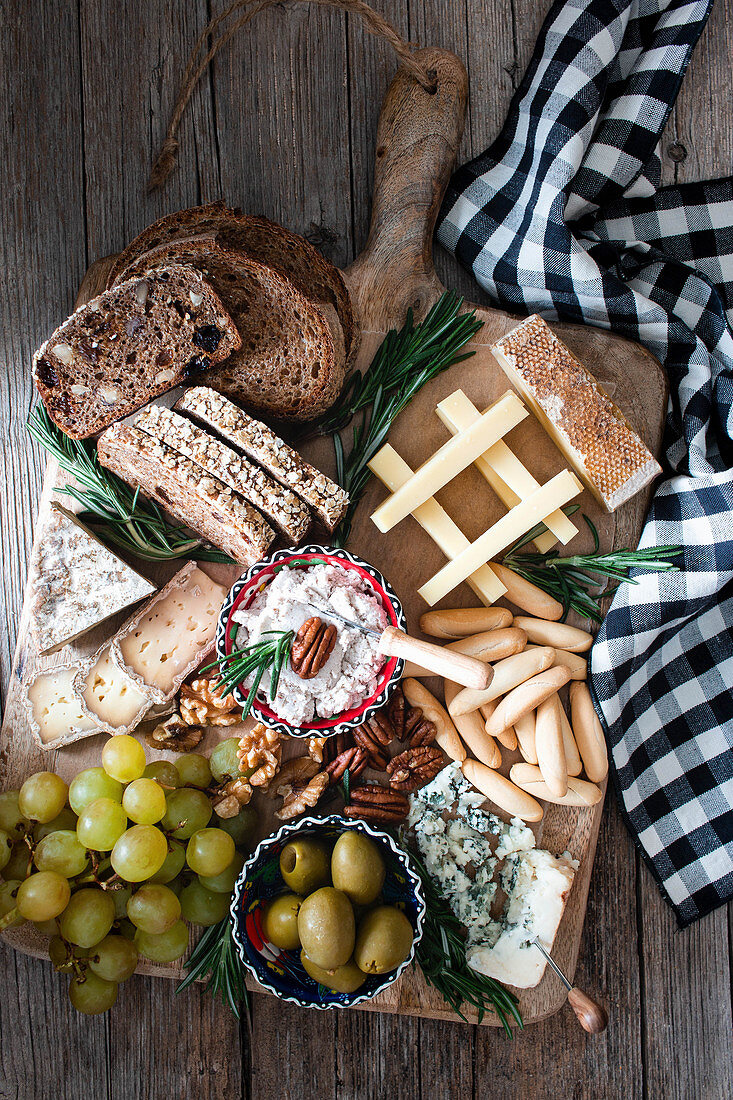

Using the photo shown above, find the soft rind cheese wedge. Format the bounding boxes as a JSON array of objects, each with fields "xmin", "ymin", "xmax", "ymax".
[
  {"xmin": 24, "ymin": 662, "xmax": 99, "ymax": 749},
  {"xmin": 75, "ymin": 645, "xmax": 152, "ymax": 734},
  {"xmin": 492, "ymin": 315, "xmax": 661, "ymax": 512}
]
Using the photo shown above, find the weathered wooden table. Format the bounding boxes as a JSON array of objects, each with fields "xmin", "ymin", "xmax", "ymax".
[{"xmin": 2, "ymin": 2, "xmax": 732, "ymax": 1097}]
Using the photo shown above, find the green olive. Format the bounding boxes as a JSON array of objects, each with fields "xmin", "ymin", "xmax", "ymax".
[
  {"xmin": 354, "ymin": 906, "xmax": 414, "ymax": 975},
  {"xmin": 262, "ymin": 893, "xmax": 303, "ymax": 951},
  {"xmin": 331, "ymin": 832, "xmax": 386, "ymax": 906},
  {"xmin": 300, "ymin": 950, "xmax": 366, "ymax": 994},
  {"xmin": 279, "ymin": 838, "xmax": 331, "ymax": 896},
  {"xmin": 297, "ymin": 887, "xmax": 355, "ymax": 970}
]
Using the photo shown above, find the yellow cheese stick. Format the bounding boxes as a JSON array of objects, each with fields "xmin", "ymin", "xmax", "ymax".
[
  {"xmin": 461, "ymin": 758, "xmax": 543, "ymax": 822},
  {"xmin": 509, "ymin": 764, "xmax": 602, "ymax": 807},
  {"xmin": 569, "ymin": 681, "xmax": 609, "ymax": 782},
  {"xmin": 485, "ymin": 666, "xmax": 572, "ymax": 738},
  {"xmin": 526, "ymin": 644, "xmax": 587, "ymax": 680},
  {"xmin": 444, "ymin": 681, "xmax": 501, "ymax": 769},
  {"xmin": 446, "ymin": 627, "xmax": 527, "ymax": 663},
  {"xmin": 514, "ymin": 710, "xmax": 537, "ymax": 764},
  {"xmin": 402, "ymin": 678, "xmax": 466, "ymax": 763},
  {"xmin": 558, "ymin": 702, "xmax": 583, "ymax": 776},
  {"xmin": 419, "ymin": 607, "xmax": 513, "ymax": 638},
  {"xmin": 512, "ymin": 617, "xmax": 593, "ymax": 653},
  {"xmin": 448, "ymin": 647, "xmax": 556, "ymax": 716},
  {"xmin": 534, "ymin": 694, "xmax": 567, "ymax": 797},
  {"xmin": 489, "ymin": 563, "xmax": 564, "ymax": 621}
]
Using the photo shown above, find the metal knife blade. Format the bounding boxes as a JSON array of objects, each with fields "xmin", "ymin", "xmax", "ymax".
[{"xmin": 305, "ymin": 601, "xmax": 382, "ymax": 639}]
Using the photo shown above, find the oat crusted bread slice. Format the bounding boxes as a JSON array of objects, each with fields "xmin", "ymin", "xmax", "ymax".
[
  {"xmin": 106, "ymin": 201, "xmax": 358, "ymax": 366},
  {"xmin": 118, "ymin": 239, "xmax": 346, "ymax": 421},
  {"xmin": 97, "ymin": 423, "xmax": 276, "ymax": 565},
  {"xmin": 32, "ymin": 265, "xmax": 241, "ymax": 439},
  {"xmin": 176, "ymin": 386, "xmax": 349, "ymax": 531},
  {"xmin": 135, "ymin": 404, "xmax": 311, "ymax": 543}
]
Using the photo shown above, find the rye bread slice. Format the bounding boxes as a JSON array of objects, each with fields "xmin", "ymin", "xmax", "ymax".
[
  {"xmin": 119, "ymin": 240, "xmax": 346, "ymax": 421},
  {"xmin": 32, "ymin": 265, "xmax": 241, "ymax": 439},
  {"xmin": 106, "ymin": 201, "xmax": 358, "ymax": 366}
]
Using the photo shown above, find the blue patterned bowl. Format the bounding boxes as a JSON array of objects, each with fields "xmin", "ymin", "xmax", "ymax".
[
  {"xmin": 229, "ymin": 815, "xmax": 425, "ymax": 1010},
  {"xmin": 216, "ymin": 544, "xmax": 407, "ymax": 738}
]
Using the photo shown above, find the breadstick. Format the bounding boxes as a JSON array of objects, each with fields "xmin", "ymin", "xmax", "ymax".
[
  {"xmin": 558, "ymin": 703, "xmax": 583, "ymax": 776},
  {"xmin": 462, "ymin": 758, "xmax": 543, "ymax": 822},
  {"xmin": 490, "ymin": 563, "xmax": 563, "ymax": 620},
  {"xmin": 526, "ymin": 644, "xmax": 587, "ymax": 680},
  {"xmin": 484, "ymin": 666, "xmax": 572, "ymax": 738},
  {"xmin": 534, "ymin": 694, "xmax": 567, "ymax": 797},
  {"xmin": 446, "ymin": 627, "xmax": 527, "ymax": 663},
  {"xmin": 443, "ymin": 681, "xmax": 501, "ymax": 768},
  {"xmin": 514, "ymin": 710, "xmax": 537, "ymax": 764},
  {"xmin": 509, "ymin": 764, "xmax": 602, "ymax": 807},
  {"xmin": 448, "ymin": 647, "xmax": 556, "ymax": 716},
  {"xmin": 419, "ymin": 607, "xmax": 513, "ymax": 639},
  {"xmin": 402, "ymin": 678, "xmax": 466, "ymax": 763},
  {"xmin": 512, "ymin": 617, "xmax": 593, "ymax": 653},
  {"xmin": 569, "ymin": 681, "xmax": 608, "ymax": 782}
]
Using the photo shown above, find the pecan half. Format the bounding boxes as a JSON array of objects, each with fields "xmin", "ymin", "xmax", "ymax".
[
  {"xmin": 146, "ymin": 715, "xmax": 204, "ymax": 752},
  {"xmin": 322, "ymin": 732, "xmax": 354, "ymax": 764},
  {"xmin": 387, "ymin": 745, "xmax": 444, "ymax": 790},
  {"xmin": 387, "ymin": 686, "xmax": 407, "ymax": 738},
  {"xmin": 290, "ymin": 617, "xmax": 337, "ymax": 679},
  {"xmin": 405, "ymin": 710, "xmax": 436, "ymax": 747},
  {"xmin": 353, "ymin": 723, "xmax": 390, "ymax": 771},
  {"xmin": 325, "ymin": 746, "xmax": 368, "ymax": 785},
  {"xmin": 344, "ymin": 784, "xmax": 409, "ymax": 823}
]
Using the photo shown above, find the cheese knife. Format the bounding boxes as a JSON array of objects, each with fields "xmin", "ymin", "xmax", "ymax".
[
  {"xmin": 531, "ymin": 938, "xmax": 608, "ymax": 1033},
  {"xmin": 306, "ymin": 602, "xmax": 492, "ymax": 690}
]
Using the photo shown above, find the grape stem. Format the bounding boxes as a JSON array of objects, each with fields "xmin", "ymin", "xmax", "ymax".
[{"xmin": 0, "ymin": 908, "xmax": 20, "ymax": 931}]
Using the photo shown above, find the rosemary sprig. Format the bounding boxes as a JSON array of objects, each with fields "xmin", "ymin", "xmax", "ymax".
[
  {"xmin": 205, "ymin": 629, "xmax": 294, "ymax": 719},
  {"xmin": 27, "ymin": 405, "xmax": 234, "ymax": 563},
  {"xmin": 503, "ymin": 515, "xmax": 682, "ymax": 622},
  {"xmin": 177, "ymin": 918, "xmax": 249, "ymax": 1020},
  {"xmin": 405, "ymin": 842, "xmax": 522, "ymax": 1035},
  {"xmin": 317, "ymin": 292, "xmax": 483, "ymax": 545}
]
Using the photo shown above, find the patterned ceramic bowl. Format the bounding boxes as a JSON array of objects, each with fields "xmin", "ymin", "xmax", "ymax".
[
  {"xmin": 229, "ymin": 815, "xmax": 425, "ymax": 1010},
  {"xmin": 215, "ymin": 544, "xmax": 407, "ymax": 738}
]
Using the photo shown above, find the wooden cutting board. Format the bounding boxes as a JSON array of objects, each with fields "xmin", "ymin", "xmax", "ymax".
[{"xmin": 1, "ymin": 47, "xmax": 666, "ymax": 1026}]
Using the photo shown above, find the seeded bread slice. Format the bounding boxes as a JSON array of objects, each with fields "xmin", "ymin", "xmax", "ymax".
[
  {"xmin": 135, "ymin": 404, "xmax": 311, "ymax": 543},
  {"xmin": 32, "ymin": 265, "xmax": 241, "ymax": 439},
  {"xmin": 106, "ymin": 201, "xmax": 358, "ymax": 367},
  {"xmin": 176, "ymin": 387, "xmax": 349, "ymax": 531},
  {"xmin": 97, "ymin": 423, "xmax": 276, "ymax": 565},
  {"xmin": 118, "ymin": 240, "xmax": 346, "ymax": 422}
]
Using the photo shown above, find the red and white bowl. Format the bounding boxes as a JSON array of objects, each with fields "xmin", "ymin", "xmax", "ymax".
[{"xmin": 215, "ymin": 545, "xmax": 407, "ymax": 738}]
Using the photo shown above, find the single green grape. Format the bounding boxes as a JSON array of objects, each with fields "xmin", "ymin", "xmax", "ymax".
[
  {"xmin": 0, "ymin": 829, "xmax": 12, "ymax": 873},
  {"xmin": 134, "ymin": 919, "xmax": 189, "ymax": 962},
  {"xmin": 160, "ymin": 788, "xmax": 212, "ymax": 840},
  {"xmin": 33, "ymin": 916, "xmax": 61, "ymax": 936},
  {"xmin": 18, "ymin": 772, "xmax": 68, "ymax": 824},
  {"xmin": 16, "ymin": 871, "xmax": 71, "ymax": 922},
  {"xmin": 122, "ymin": 778, "xmax": 167, "ymax": 825},
  {"xmin": 147, "ymin": 840, "xmax": 186, "ymax": 884},
  {"xmin": 110, "ymin": 825, "xmax": 167, "ymax": 882},
  {"xmin": 198, "ymin": 851, "xmax": 245, "ymax": 894},
  {"xmin": 69, "ymin": 769, "xmax": 123, "ymax": 815},
  {"xmin": 209, "ymin": 738, "xmax": 244, "ymax": 784},
  {"xmin": 179, "ymin": 880, "xmax": 230, "ymax": 926},
  {"xmin": 34, "ymin": 831, "xmax": 89, "ymax": 877},
  {"xmin": 143, "ymin": 761, "xmax": 181, "ymax": 790},
  {"xmin": 33, "ymin": 807, "xmax": 78, "ymax": 842},
  {"xmin": 102, "ymin": 735, "xmax": 146, "ymax": 784},
  {"xmin": 4, "ymin": 843, "xmax": 32, "ymax": 880},
  {"xmin": 174, "ymin": 754, "xmax": 212, "ymax": 789},
  {"xmin": 0, "ymin": 791, "xmax": 30, "ymax": 840},
  {"xmin": 165, "ymin": 876, "xmax": 184, "ymax": 898},
  {"xmin": 126, "ymin": 884, "xmax": 181, "ymax": 934},
  {"xmin": 110, "ymin": 883, "xmax": 134, "ymax": 920},
  {"xmin": 59, "ymin": 888, "xmax": 115, "ymax": 948},
  {"xmin": 116, "ymin": 918, "xmax": 137, "ymax": 942},
  {"xmin": 69, "ymin": 971, "xmax": 118, "ymax": 1015},
  {"xmin": 76, "ymin": 798, "xmax": 128, "ymax": 852},
  {"xmin": 186, "ymin": 829, "xmax": 235, "ymax": 877},
  {"xmin": 0, "ymin": 880, "xmax": 24, "ymax": 928},
  {"xmin": 88, "ymin": 935, "xmax": 139, "ymax": 982},
  {"xmin": 217, "ymin": 804, "xmax": 258, "ymax": 850}
]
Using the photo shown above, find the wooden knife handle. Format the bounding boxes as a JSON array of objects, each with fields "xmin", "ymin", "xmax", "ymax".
[
  {"xmin": 378, "ymin": 626, "xmax": 492, "ymax": 690},
  {"xmin": 344, "ymin": 46, "xmax": 468, "ymax": 328},
  {"xmin": 567, "ymin": 987, "xmax": 609, "ymax": 1034}
]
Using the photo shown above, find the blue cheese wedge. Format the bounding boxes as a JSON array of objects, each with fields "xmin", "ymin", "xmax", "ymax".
[{"xmin": 30, "ymin": 504, "xmax": 155, "ymax": 654}]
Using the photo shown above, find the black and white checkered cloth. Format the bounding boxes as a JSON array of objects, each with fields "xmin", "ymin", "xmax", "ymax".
[{"xmin": 437, "ymin": 0, "xmax": 733, "ymax": 926}]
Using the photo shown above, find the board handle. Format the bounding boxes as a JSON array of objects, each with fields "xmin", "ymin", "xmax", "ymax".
[{"xmin": 345, "ymin": 47, "xmax": 468, "ymax": 328}]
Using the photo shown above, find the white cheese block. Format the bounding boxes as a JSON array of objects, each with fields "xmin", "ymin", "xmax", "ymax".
[
  {"xmin": 418, "ymin": 470, "xmax": 583, "ymax": 605},
  {"xmin": 370, "ymin": 392, "xmax": 527, "ymax": 532},
  {"xmin": 368, "ymin": 445, "xmax": 506, "ymax": 604},
  {"xmin": 112, "ymin": 563, "xmax": 227, "ymax": 701},
  {"xmin": 76, "ymin": 646, "xmax": 152, "ymax": 733},
  {"xmin": 24, "ymin": 662, "xmax": 100, "ymax": 749},
  {"xmin": 435, "ymin": 390, "xmax": 578, "ymax": 551},
  {"xmin": 467, "ymin": 848, "xmax": 578, "ymax": 988},
  {"xmin": 30, "ymin": 504, "xmax": 156, "ymax": 654}
]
